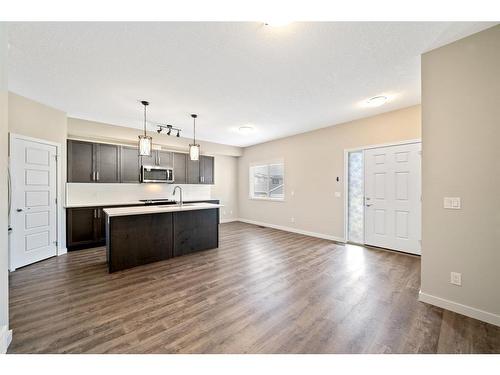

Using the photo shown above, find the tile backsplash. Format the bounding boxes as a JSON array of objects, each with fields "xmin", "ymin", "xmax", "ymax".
[{"xmin": 66, "ymin": 183, "xmax": 212, "ymax": 206}]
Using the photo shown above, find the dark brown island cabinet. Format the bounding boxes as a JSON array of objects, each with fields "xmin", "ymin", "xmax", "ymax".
[
  {"xmin": 67, "ymin": 139, "xmax": 215, "ymax": 184},
  {"xmin": 104, "ymin": 204, "xmax": 221, "ymax": 272},
  {"xmin": 66, "ymin": 200, "xmax": 220, "ymax": 251}
]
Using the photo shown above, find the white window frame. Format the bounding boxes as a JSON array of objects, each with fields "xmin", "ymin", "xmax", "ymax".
[{"xmin": 248, "ymin": 160, "xmax": 285, "ymax": 201}]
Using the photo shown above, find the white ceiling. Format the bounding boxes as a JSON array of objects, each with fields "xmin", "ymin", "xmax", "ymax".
[{"xmin": 7, "ymin": 22, "xmax": 496, "ymax": 147}]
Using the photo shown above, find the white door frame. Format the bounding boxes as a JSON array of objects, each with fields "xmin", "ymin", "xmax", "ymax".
[
  {"xmin": 8, "ymin": 133, "xmax": 65, "ymax": 271},
  {"xmin": 343, "ymin": 138, "xmax": 421, "ymax": 246}
]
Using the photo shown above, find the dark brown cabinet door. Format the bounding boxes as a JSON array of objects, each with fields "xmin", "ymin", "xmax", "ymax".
[
  {"xmin": 173, "ymin": 152, "xmax": 187, "ymax": 184},
  {"xmin": 120, "ymin": 146, "xmax": 140, "ymax": 183},
  {"xmin": 67, "ymin": 140, "xmax": 94, "ymax": 182},
  {"xmin": 186, "ymin": 158, "xmax": 200, "ymax": 184},
  {"xmin": 200, "ymin": 155, "xmax": 214, "ymax": 184},
  {"xmin": 140, "ymin": 152, "xmax": 156, "ymax": 167},
  {"xmin": 173, "ymin": 209, "xmax": 219, "ymax": 256},
  {"xmin": 157, "ymin": 151, "xmax": 173, "ymax": 168},
  {"xmin": 67, "ymin": 207, "xmax": 99, "ymax": 250},
  {"xmin": 95, "ymin": 143, "xmax": 120, "ymax": 183}
]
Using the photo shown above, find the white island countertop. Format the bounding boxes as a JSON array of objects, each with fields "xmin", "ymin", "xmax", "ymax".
[{"xmin": 103, "ymin": 202, "xmax": 223, "ymax": 217}]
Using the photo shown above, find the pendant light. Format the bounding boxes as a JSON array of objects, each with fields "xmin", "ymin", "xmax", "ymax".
[
  {"xmin": 138, "ymin": 100, "xmax": 152, "ymax": 156},
  {"xmin": 189, "ymin": 114, "xmax": 200, "ymax": 161}
]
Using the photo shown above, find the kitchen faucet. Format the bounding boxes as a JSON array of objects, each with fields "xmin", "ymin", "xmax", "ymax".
[{"xmin": 172, "ymin": 186, "xmax": 183, "ymax": 206}]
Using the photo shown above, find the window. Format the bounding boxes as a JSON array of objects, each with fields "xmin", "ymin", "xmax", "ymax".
[{"xmin": 249, "ymin": 162, "xmax": 284, "ymax": 200}]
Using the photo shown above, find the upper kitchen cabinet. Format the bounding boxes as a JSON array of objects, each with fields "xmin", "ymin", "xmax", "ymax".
[
  {"xmin": 94, "ymin": 143, "xmax": 120, "ymax": 183},
  {"xmin": 67, "ymin": 140, "xmax": 94, "ymax": 182},
  {"xmin": 140, "ymin": 150, "xmax": 173, "ymax": 168},
  {"xmin": 157, "ymin": 150, "xmax": 173, "ymax": 168},
  {"xmin": 173, "ymin": 152, "xmax": 187, "ymax": 184},
  {"xmin": 67, "ymin": 139, "xmax": 119, "ymax": 183},
  {"xmin": 186, "ymin": 155, "xmax": 215, "ymax": 184},
  {"xmin": 120, "ymin": 146, "xmax": 140, "ymax": 183},
  {"xmin": 200, "ymin": 155, "xmax": 214, "ymax": 184},
  {"xmin": 68, "ymin": 139, "xmax": 213, "ymax": 185},
  {"xmin": 186, "ymin": 157, "xmax": 200, "ymax": 184}
]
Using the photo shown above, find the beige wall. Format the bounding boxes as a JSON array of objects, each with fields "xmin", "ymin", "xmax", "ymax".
[
  {"xmin": 67, "ymin": 117, "xmax": 241, "ymax": 222},
  {"xmin": 421, "ymin": 25, "xmax": 500, "ymax": 324},
  {"xmin": 0, "ymin": 23, "xmax": 10, "ymax": 352},
  {"xmin": 213, "ymin": 155, "xmax": 239, "ymax": 221},
  {"xmin": 8, "ymin": 92, "xmax": 68, "ymax": 251},
  {"xmin": 238, "ymin": 105, "xmax": 421, "ymax": 240}
]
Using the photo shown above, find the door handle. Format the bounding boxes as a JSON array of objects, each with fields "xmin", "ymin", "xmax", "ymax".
[
  {"xmin": 16, "ymin": 208, "xmax": 23, "ymax": 212},
  {"xmin": 366, "ymin": 204, "xmax": 372, "ymax": 207}
]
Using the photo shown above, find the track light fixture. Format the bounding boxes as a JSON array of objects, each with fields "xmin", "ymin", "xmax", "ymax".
[{"xmin": 156, "ymin": 124, "xmax": 182, "ymax": 137}]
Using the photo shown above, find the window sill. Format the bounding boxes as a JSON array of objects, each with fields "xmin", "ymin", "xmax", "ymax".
[{"xmin": 248, "ymin": 197, "xmax": 285, "ymax": 202}]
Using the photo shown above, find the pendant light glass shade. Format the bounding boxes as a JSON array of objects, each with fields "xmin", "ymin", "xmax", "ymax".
[
  {"xmin": 189, "ymin": 144, "xmax": 200, "ymax": 161},
  {"xmin": 138, "ymin": 100, "xmax": 152, "ymax": 156},
  {"xmin": 189, "ymin": 114, "xmax": 200, "ymax": 161},
  {"xmin": 138, "ymin": 134, "xmax": 152, "ymax": 156}
]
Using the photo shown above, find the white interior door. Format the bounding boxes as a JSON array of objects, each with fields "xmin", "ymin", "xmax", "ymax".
[
  {"xmin": 10, "ymin": 136, "xmax": 58, "ymax": 269},
  {"xmin": 364, "ymin": 142, "xmax": 421, "ymax": 255}
]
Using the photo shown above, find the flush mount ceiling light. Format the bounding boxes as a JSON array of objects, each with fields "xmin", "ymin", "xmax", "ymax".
[
  {"xmin": 189, "ymin": 114, "xmax": 200, "ymax": 161},
  {"xmin": 138, "ymin": 100, "xmax": 152, "ymax": 156},
  {"xmin": 264, "ymin": 20, "xmax": 293, "ymax": 27},
  {"xmin": 238, "ymin": 126, "xmax": 255, "ymax": 135},
  {"xmin": 365, "ymin": 95, "xmax": 388, "ymax": 107}
]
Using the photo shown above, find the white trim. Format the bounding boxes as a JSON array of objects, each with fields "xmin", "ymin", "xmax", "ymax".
[
  {"xmin": 238, "ymin": 218, "xmax": 345, "ymax": 243},
  {"xmin": 57, "ymin": 247, "xmax": 67, "ymax": 256},
  {"xmin": 0, "ymin": 325, "xmax": 13, "ymax": 354},
  {"xmin": 8, "ymin": 133, "xmax": 65, "ymax": 269},
  {"xmin": 220, "ymin": 218, "xmax": 238, "ymax": 224},
  {"xmin": 419, "ymin": 291, "xmax": 500, "ymax": 327},
  {"xmin": 344, "ymin": 138, "xmax": 421, "ymax": 153},
  {"xmin": 343, "ymin": 138, "xmax": 422, "ymax": 244}
]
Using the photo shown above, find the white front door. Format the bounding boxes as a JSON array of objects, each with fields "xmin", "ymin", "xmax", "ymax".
[
  {"xmin": 364, "ymin": 142, "xmax": 421, "ymax": 255},
  {"xmin": 10, "ymin": 136, "xmax": 58, "ymax": 269}
]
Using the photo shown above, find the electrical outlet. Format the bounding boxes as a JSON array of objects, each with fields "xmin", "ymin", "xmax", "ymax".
[
  {"xmin": 450, "ymin": 272, "xmax": 462, "ymax": 286},
  {"xmin": 290, "ymin": 217, "xmax": 295, "ymax": 223}
]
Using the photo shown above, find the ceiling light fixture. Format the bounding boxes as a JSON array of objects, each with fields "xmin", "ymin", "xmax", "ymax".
[
  {"xmin": 365, "ymin": 95, "xmax": 388, "ymax": 107},
  {"xmin": 264, "ymin": 20, "xmax": 292, "ymax": 27},
  {"xmin": 238, "ymin": 126, "xmax": 255, "ymax": 135},
  {"xmin": 189, "ymin": 114, "xmax": 200, "ymax": 161},
  {"xmin": 138, "ymin": 100, "xmax": 152, "ymax": 156},
  {"xmin": 156, "ymin": 124, "xmax": 182, "ymax": 137}
]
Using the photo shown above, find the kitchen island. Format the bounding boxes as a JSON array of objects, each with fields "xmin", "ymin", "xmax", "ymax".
[{"xmin": 103, "ymin": 203, "xmax": 222, "ymax": 272}]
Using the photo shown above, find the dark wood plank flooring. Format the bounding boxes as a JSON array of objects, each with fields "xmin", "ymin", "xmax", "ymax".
[{"xmin": 8, "ymin": 222, "xmax": 500, "ymax": 353}]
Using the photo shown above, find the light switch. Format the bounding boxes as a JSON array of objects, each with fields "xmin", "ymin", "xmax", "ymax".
[
  {"xmin": 444, "ymin": 197, "xmax": 461, "ymax": 209},
  {"xmin": 334, "ymin": 191, "xmax": 341, "ymax": 198}
]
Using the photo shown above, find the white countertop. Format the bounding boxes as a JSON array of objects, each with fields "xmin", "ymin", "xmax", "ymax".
[
  {"xmin": 65, "ymin": 201, "xmax": 145, "ymax": 208},
  {"xmin": 103, "ymin": 202, "xmax": 223, "ymax": 217}
]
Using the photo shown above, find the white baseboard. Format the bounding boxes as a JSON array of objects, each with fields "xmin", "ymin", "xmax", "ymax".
[
  {"xmin": 0, "ymin": 325, "xmax": 13, "ymax": 354},
  {"xmin": 220, "ymin": 218, "xmax": 238, "ymax": 224},
  {"xmin": 237, "ymin": 218, "xmax": 345, "ymax": 243},
  {"xmin": 419, "ymin": 291, "xmax": 500, "ymax": 327},
  {"xmin": 57, "ymin": 247, "xmax": 67, "ymax": 256}
]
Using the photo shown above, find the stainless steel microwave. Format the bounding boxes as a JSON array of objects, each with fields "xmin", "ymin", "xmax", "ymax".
[{"xmin": 140, "ymin": 165, "xmax": 174, "ymax": 183}]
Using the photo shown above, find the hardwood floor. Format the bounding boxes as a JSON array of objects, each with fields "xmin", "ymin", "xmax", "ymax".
[{"xmin": 8, "ymin": 222, "xmax": 500, "ymax": 353}]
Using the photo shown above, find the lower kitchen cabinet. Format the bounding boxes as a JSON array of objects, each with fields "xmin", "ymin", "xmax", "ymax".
[
  {"xmin": 66, "ymin": 207, "xmax": 104, "ymax": 250},
  {"xmin": 173, "ymin": 208, "xmax": 219, "ymax": 257}
]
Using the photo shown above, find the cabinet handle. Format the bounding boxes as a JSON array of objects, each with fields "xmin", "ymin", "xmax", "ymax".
[
  {"xmin": 96, "ymin": 171, "xmax": 99, "ymax": 181},
  {"xmin": 94, "ymin": 209, "xmax": 97, "ymax": 219},
  {"xmin": 97, "ymin": 209, "xmax": 101, "ymax": 219},
  {"xmin": 157, "ymin": 153, "xmax": 161, "ymax": 166}
]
